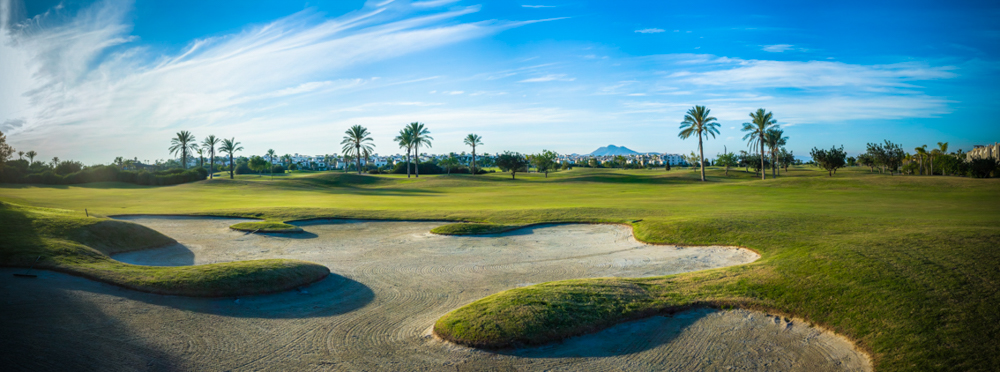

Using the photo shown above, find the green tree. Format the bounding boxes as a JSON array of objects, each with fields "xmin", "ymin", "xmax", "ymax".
[
  {"xmin": 394, "ymin": 127, "xmax": 414, "ymax": 178},
  {"xmin": 779, "ymin": 148, "xmax": 795, "ymax": 172},
  {"xmin": 531, "ymin": 150, "xmax": 558, "ymax": 178},
  {"xmin": 715, "ymin": 146, "xmax": 737, "ymax": 176},
  {"xmin": 810, "ymin": 145, "xmax": 847, "ymax": 176},
  {"xmin": 342, "ymin": 125, "xmax": 375, "ymax": 175},
  {"xmin": 464, "ymin": 133, "xmax": 483, "ymax": 175},
  {"xmin": 440, "ymin": 153, "xmax": 460, "ymax": 175},
  {"xmin": 764, "ymin": 128, "xmax": 787, "ymax": 177},
  {"xmin": 248, "ymin": 156, "xmax": 269, "ymax": 177},
  {"xmin": 201, "ymin": 135, "xmax": 220, "ymax": 179},
  {"xmin": 168, "ymin": 130, "xmax": 196, "ymax": 169},
  {"xmin": 0, "ymin": 130, "xmax": 15, "ymax": 170},
  {"xmin": 741, "ymin": 108, "xmax": 778, "ymax": 180},
  {"xmin": 220, "ymin": 138, "xmax": 243, "ymax": 179},
  {"xmin": 496, "ymin": 151, "xmax": 529, "ymax": 180},
  {"xmin": 678, "ymin": 105, "xmax": 720, "ymax": 181},
  {"xmin": 25, "ymin": 150, "xmax": 37, "ymax": 165},
  {"xmin": 405, "ymin": 122, "xmax": 433, "ymax": 178},
  {"xmin": 857, "ymin": 153, "xmax": 876, "ymax": 172},
  {"xmin": 932, "ymin": 142, "xmax": 948, "ymax": 176}
]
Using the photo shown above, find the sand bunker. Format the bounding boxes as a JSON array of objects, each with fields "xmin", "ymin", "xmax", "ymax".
[{"xmin": 0, "ymin": 217, "xmax": 869, "ymax": 371}]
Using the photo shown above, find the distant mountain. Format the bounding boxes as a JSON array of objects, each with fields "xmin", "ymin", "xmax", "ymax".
[{"xmin": 589, "ymin": 145, "xmax": 640, "ymax": 156}]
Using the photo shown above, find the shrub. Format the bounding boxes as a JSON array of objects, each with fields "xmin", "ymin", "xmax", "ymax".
[
  {"xmin": 391, "ymin": 162, "xmax": 444, "ymax": 175},
  {"xmin": 968, "ymin": 158, "xmax": 999, "ymax": 178}
]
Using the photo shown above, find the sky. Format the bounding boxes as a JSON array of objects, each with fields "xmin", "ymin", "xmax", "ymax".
[{"xmin": 1, "ymin": 0, "xmax": 998, "ymax": 164}]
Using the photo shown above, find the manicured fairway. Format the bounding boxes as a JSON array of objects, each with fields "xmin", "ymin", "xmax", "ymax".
[{"xmin": 1, "ymin": 167, "xmax": 998, "ymax": 371}]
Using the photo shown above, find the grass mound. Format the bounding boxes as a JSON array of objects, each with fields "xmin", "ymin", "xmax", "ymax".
[
  {"xmin": 430, "ymin": 223, "xmax": 519, "ymax": 235},
  {"xmin": 0, "ymin": 202, "xmax": 328, "ymax": 296},
  {"xmin": 230, "ymin": 221, "xmax": 303, "ymax": 233}
]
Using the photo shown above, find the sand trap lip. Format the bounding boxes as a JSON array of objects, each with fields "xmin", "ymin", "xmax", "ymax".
[{"xmin": 1, "ymin": 216, "xmax": 865, "ymax": 371}]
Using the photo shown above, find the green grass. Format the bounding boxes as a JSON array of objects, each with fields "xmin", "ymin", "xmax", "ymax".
[
  {"xmin": 1, "ymin": 166, "xmax": 999, "ymax": 371},
  {"xmin": 229, "ymin": 220, "xmax": 303, "ymax": 233},
  {"xmin": 430, "ymin": 223, "xmax": 519, "ymax": 235},
  {"xmin": 0, "ymin": 202, "xmax": 329, "ymax": 297}
]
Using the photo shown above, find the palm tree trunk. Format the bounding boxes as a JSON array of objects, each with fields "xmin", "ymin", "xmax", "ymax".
[
  {"xmin": 407, "ymin": 148, "xmax": 411, "ymax": 178},
  {"xmin": 760, "ymin": 137, "xmax": 766, "ymax": 180},
  {"xmin": 929, "ymin": 157, "xmax": 934, "ymax": 176},
  {"xmin": 415, "ymin": 144, "xmax": 420, "ymax": 178},
  {"xmin": 698, "ymin": 135, "xmax": 705, "ymax": 181},
  {"xmin": 229, "ymin": 155, "xmax": 234, "ymax": 179},
  {"xmin": 472, "ymin": 148, "xmax": 476, "ymax": 175},
  {"xmin": 209, "ymin": 150, "xmax": 214, "ymax": 179},
  {"xmin": 356, "ymin": 145, "xmax": 362, "ymax": 174}
]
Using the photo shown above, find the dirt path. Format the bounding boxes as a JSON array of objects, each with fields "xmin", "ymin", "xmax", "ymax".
[{"xmin": 0, "ymin": 217, "xmax": 869, "ymax": 371}]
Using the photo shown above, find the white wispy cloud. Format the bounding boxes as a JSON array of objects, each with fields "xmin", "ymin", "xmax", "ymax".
[
  {"xmin": 761, "ymin": 44, "xmax": 795, "ymax": 52},
  {"xmin": 0, "ymin": 0, "xmax": 543, "ymax": 161},
  {"xmin": 522, "ymin": 5, "xmax": 556, "ymax": 8},
  {"xmin": 518, "ymin": 74, "xmax": 575, "ymax": 82},
  {"xmin": 671, "ymin": 59, "xmax": 956, "ymax": 88},
  {"xmin": 635, "ymin": 28, "xmax": 665, "ymax": 34}
]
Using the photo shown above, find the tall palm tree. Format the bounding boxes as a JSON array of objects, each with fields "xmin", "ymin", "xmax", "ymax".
[
  {"xmin": 406, "ymin": 122, "xmax": 433, "ymax": 177},
  {"xmin": 282, "ymin": 154, "xmax": 292, "ymax": 168},
  {"xmin": 168, "ymin": 131, "xmax": 196, "ymax": 169},
  {"xmin": 266, "ymin": 149, "xmax": 277, "ymax": 179},
  {"xmin": 201, "ymin": 135, "xmax": 220, "ymax": 179},
  {"xmin": 25, "ymin": 150, "xmax": 37, "ymax": 165},
  {"xmin": 914, "ymin": 145, "xmax": 927, "ymax": 175},
  {"xmin": 464, "ymin": 133, "xmax": 483, "ymax": 175},
  {"xmin": 764, "ymin": 128, "xmax": 788, "ymax": 177},
  {"xmin": 394, "ymin": 128, "xmax": 414, "ymax": 178},
  {"xmin": 220, "ymin": 138, "xmax": 243, "ymax": 179},
  {"xmin": 195, "ymin": 146, "xmax": 204, "ymax": 169},
  {"xmin": 341, "ymin": 125, "xmax": 375, "ymax": 175},
  {"xmin": 678, "ymin": 105, "xmax": 720, "ymax": 182},
  {"xmin": 933, "ymin": 142, "xmax": 948, "ymax": 176},
  {"xmin": 17, "ymin": 151, "xmax": 24, "ymax": 160},
  {"xmin": 741, "ymin": 108, "xmax": 778, "ymax": 180}
]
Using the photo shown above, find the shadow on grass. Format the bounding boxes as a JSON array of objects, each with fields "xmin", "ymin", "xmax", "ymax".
[
  {"xmin": 495, "ymin": 308, "xmax": 711, "ymax": 359},
  {"xmin": 3, "ymin": 269, "xmax": 374, "ymax": 319}
]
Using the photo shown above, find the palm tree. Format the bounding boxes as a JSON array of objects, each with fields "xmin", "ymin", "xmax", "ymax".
[
  {"xmin": 220, "ymin": 138, "xmax": 243, "ymax": 179},
  {"xmin": 463, "ymin": 134, "xmax": 483, "ymax": 175},
  {"xmin": 51, "ymin": 157, "xmax": 59, "ymax": 167},
  {"xmin": 195, "ymin": 146, "xmax": 204, "ymax": 169},
  {"xmin": 17, "ymin": 151, "xmax": 24, "ymax": 160},
  {"xmin": 741, "ymin": 108, "xmax": 778, "ymax": 180},
  {"xmin": 678, "ymin": 105, "xmax": 721, "ymax": 182},
  {"xmin": 168, "ymin": 131, "xmax": 196, "ymax": 169},
  {"xmin": 25, "ymin": 150, "xmax": 37, "ymax": 165},
  {"xmin": 341, "ymin": 125, "xmax": 375, "ymax": 175},
  {"xmin": 764, "ymin": 128, "xmax": 788, "ymax": 177},
  {"xmin": 406, "ymin": 122, "xmax": 433, "ymax": 177},
  {"xmin": 282, "ymin": 154, "xmax": 292, "ymax": 169},
  {"xmin": 394, "ymin": 128, "xmax": 414, "ymax": 178},
  {"xmin": 914, "ymin": 145, "xmax": 927, "ymax": 175},
  {"xmin": 201, "ymin": 135, "xmax": 220, "ymax": 179},
  {"xmin": 266, "ymin": 149, "xmax": 277, "ymax": 179},
  {"xmin": 933, "ymin": 142, "xmax": 948, "ymax": 176}
]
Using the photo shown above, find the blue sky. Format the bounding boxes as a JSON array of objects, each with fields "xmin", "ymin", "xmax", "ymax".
[{"xmin": 1, "ymin": 0, "xmax": 997, "ymax": 163}]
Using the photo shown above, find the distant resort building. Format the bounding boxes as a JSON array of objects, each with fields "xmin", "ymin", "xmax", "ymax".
[{"xmin": 967, "ymin": 142, "xmax": 999, "ymax": 161}]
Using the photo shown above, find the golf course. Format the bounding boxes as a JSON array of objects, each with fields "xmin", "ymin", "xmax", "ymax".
[{"xmin": 1, "ymin": 166, "xmax": 998, "ymax": 370}]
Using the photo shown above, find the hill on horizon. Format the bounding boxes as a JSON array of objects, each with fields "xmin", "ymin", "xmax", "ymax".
[{"xmin": 589, "ymin": 145, "xmax": 640, "ymax": 156}]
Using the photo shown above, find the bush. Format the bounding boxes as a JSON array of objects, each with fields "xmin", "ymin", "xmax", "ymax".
[
  {"xmin": 6, "ymin": 165, "xmax": 207, "ymax": 186},
  {"xmin": 968, "ymin": 158, "xmax": 999, "ymax": 178},
  {"xmin": 271, "ymin": 164, "xmax": 286, "ymax": 173},
  {"xmin": 391, "ymin": 162, "xmax": 445, "ymax": 175},
  {"xmin": 234, "ymin": 162, "xmax": 252, "ymax": 175}
]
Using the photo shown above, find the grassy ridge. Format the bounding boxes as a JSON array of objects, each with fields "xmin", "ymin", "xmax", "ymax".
[
  {"xmin": 229, "ymin": 221, "xmax": 303, "ymax": 233},
  {"xmin": 0, "ymin": 202, "xmax": 329, "ymax": 296},
  {"xmin": 430, "ymin": 223, "xmax": 518, "ymax": 235},
  {"xmin": 1, "ymin": 167, "xmax": 999, "ymax": 371}
]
